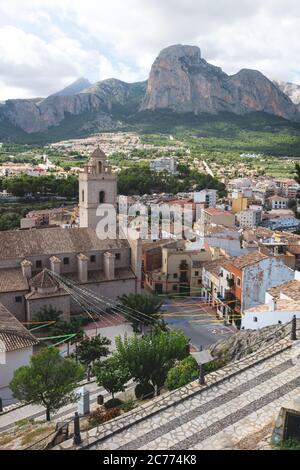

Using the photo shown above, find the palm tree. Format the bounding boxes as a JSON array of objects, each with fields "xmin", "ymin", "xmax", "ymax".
[{"xmin": 118, "ymin": 293, "xmax": 162, "ymax": 334}]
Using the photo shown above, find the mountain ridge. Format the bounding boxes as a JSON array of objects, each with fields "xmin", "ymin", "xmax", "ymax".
[{"xmin": 0, "ymin": 44, "xmax": 299, "ymax": 139}]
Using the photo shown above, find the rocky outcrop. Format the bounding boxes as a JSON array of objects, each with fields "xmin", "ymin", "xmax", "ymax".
[
  {"xmin": 142, "ymin": 44, "xmax": 298, "ymax": 120},
  {"xmin": 274, "ymin": 80, "xmax": 300, "ymax": 111},
  {"xmin": 209, "ymin": 321, "xmax": 296, "ymax": 363},
  {"xmin": 0, "ymin": 44, "xmax": 299, "ymax": 137},
  {"xmin": 0, "ymin": 79, "xmax": 146, "ymax": 133}
]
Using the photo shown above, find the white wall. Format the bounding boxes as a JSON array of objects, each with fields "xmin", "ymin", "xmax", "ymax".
[
  {"xmin": 242, "ymin": 309, "xmax": 300, "ymax": 330},
  {"xmin": 0, "ymin": 347, "xmax": 33, "ymax": 403}
]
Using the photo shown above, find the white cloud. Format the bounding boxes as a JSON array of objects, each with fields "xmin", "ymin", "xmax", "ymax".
[{"xmin": 0, "ymin": 0, "xmax": 300, "ymax": 100}]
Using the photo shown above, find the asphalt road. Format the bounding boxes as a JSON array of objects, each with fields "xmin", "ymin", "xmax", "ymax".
[{"xmin": 161, "ymin": 298, "xmax": 235, "ymax": 351}]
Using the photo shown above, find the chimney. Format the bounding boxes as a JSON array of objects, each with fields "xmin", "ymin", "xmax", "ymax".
[
  {"xmin": 77, "ymin": 253, "xmax": 88, "ymax": 283},
  {"xmin": 269, "ymin": 298, "xmax": 278, "ymax": 311},
  {"xmin": 50, "ymin": 256, "xmax": 61, "ymax": 276},
  {"xmin": 104, "ymin": 252, "xmax": 115, "ymax": 280},
  {"xmin": 21, "ymin": 259, "xmax": 32, "ymax": 279}
]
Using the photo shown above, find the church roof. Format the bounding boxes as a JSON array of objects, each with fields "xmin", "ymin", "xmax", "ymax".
[
  {"xmin": 0, "ymin": 303, "xmax": 39, "ymax": 352},
  {"xmin": 0, "ymin": 228, "xmax": 130, "ymax": 260},
  {"xmin": 29, "ymin": 269, "xmax": 58, "ymax": 289}
]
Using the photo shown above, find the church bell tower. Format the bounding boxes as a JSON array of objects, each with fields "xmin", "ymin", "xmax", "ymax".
[{"xmin": 79, "ymin": 147, "xmax": 117, "ymax": 229}]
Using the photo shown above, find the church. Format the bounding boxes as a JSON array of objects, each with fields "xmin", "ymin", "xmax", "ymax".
[{"xmin": 0, "ymin": 148, "xmax": 141, "ymax": 322}]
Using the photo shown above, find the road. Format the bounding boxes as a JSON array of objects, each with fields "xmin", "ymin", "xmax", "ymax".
[
  {"xmin": 162, "ymin": 298, "xmax": 235, "ymax": 350},
  {"xmin": 202, "ymin": 160, "xmax": 214, "ymax": 177}
]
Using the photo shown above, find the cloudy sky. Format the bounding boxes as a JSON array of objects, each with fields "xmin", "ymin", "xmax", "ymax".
[{"xmin": 0, "ymin": 0, "xmax": 300, "ymax": 100}]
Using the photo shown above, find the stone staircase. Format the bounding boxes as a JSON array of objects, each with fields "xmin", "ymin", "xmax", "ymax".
[{"xmin": 55, "ymin": 330, "xmax": 300, "ymax": 450}]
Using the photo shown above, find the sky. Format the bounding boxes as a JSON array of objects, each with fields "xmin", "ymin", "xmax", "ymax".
[{"xmin": 0, "ymin": 0, "xmax": 300, "ymax": 100}]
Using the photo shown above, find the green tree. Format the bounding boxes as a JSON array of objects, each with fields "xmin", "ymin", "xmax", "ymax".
[
  {"xmin": 115, "ymin": 330, "xmax": 189, "ymax": 396},
  {"xmin": 166, "ymin": 356, "xmax": 199, "ymax": 391},
  {"xmin": 118, "ymin": 293, "xmax": 162, "ymax": 333},
  {"xmin": 76, "ymin": 335, "xmax": 111, "ymax": 381},
  {"xmin": 93, "ymin": 355, "xmax": 130, "ymax": 400},
  {"xmin": 10, "ymin": 347, "xmax": 84, "ymax": 421}
]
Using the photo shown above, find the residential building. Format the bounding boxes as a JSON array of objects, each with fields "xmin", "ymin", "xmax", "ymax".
[
  {"xmin": 268, "ymin": 195, "xmax": 289, "ymax": 210},
  {"xmin": 242, "ymin": 273, "xmax": 300, "ymax": 329},
  {"xmin": 199, "ymin": 207, "xmax": 236, "ymax": 229},
  {"xmin": 236, "ymin": 209, "xmax": 262, "ymax": 229},
  {"xmin": 193, "ymin": 189, "xmax": 217, "ymax": 208},
  {"xmin": 216, "ymin": 252, "xmax": 294, "ymax": 324},
  {"xmin": 150, "ymin": 157, "xmax": 178, "ymax": 175},
  {"xmin": 144, "ymin": 241, "xmax": 212, "ymax": 295},
  {"xmin": 0, "ymin": 303, "xmax": 39, "ymax": 403},
  {"xmin": 231, "ymin": 196, "xmax": 248, "ymax": 214}
]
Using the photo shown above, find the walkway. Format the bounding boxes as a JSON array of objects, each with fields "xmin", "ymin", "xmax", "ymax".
[{"xmin": 85, "ymin": 340, "xmax": 300, "ymax": 450}]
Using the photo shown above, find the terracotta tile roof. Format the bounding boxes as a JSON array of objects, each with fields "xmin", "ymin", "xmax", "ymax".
[
  {"xmin": 0, "ymin": 227, "xmax": 130, "ymax": 260},
  {"xmin": 0, "ymin": 268, "xmax": 29, "ymax": 293},
  {"xmin": 204, "ymin": 208, "xmax": 228, "ymax": 216},
  {"xmin": 0, "ymin": 303, "xmax": 38, "ymax": 352},
  {"xmin": 29, "ymin": 270, "xmax": 59, "ymax": 289},
  {"xmin": 223, "ymin": 251, "xmax": 269, "ymax": 270},
  {"xmin": 203, "ymin": 257, "xmax": 230, "ymax": 276},
  {"xmin": 267, "ymin": 279, "xmax": 300, "ymax": 300},
  {"xmin": 246, "ymin": 299, "xmax": 300, "ymax": 313},
  {"xmin": 287, "ymin": 245, "xmax": 300, "ymax": 255}
]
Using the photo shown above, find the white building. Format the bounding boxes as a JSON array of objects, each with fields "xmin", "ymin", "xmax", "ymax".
[
  {"xmin": 236, "ymin": 209, "xmax": 262, "ymax": 229},
  {"xmin": 242, "ymin": 273, "xmax": 300, "ymax": 330},
  {"xmin": 150, "ymin": 157, "xmax": 178, "ymax": 175},
  {"xmin": 0, "ymin": 303, "xmax": 39, "ymax": 404},
  {"xmin": 193, "ymin": 189, "xmax": 217, "ymax": 208},
  {"xmin": 268, "ymin": 196, "xmax": 289, "ymax": 210}
]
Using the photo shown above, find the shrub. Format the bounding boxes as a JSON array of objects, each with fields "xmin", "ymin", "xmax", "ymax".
[
  {"xmin": 135, "ymin": 382, "xmax": 155, "ymax": 400},
  {"xmin": 88, "ymin": 407, "xmax": 121, "ymax": 427},
  {"xmin": 204, "ymin": 359, "xmax": 225, "ymax": 373},
  {"xmin": 104, "ymin": 398, "xmax": 123, "ymax": 410},
  {"xmin": 166, "ymin": 356, "xmax": 199, "ymax": 391},
  {"xmin": 121, "ymin": 399, "xmax": 137, "ymax": 413}
]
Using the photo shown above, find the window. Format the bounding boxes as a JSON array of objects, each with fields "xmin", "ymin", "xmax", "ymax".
[
  {"xmin": 198, "ymin": 279, "xmax": 202, "ymax": 285},
  {"xmin": 237, "ymin": 277, "xmax": 241, "ymax": 287},
  {"xmin": 15, "ymin": 296, "xmax": 22, "ymax": 303},
  {"xmin": 82, "ymin": 190, "xmax": 84, "ymax": 202},
  {"xmin": 195, "ymin": 271, "xmax": 199, "ymax": 277},
  {"xmin": 173, "ymin": 285, "xmax": 178, "ymax": 291},
  {"xmin": 253, "ymin": 317, "xmax": 258, "ymax": 323},
  {"xmin": 98, "ymin": 162, "xmax": 102, "ymax": 173},
  {"xmin": 90, "ymin": 255, "xmax": 96, "ymax": 263},
  {"xmin": 99, "ymin": 191, "xmax": 105, "ymax": 204},
  {"xmin": 173, "ymin": 273, "xmax": 178, "ymax": 279},
  {"xmin": 115, "ymin": 253, "xmax": 121, "ymax": 261},
  {"xmin": 63, "ymin": 257, "xmax": 69, "ymax": 265},
  {"xmin": 36, "ymin": 260, "xmax": 42, "ymax": 269}
]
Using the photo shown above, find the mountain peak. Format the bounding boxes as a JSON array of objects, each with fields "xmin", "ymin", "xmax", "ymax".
[{"xmin": 50, "ymin": 77, "xmax": 91, "ymax": 97}]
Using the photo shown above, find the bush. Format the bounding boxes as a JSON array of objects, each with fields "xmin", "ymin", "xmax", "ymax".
[
  {"xmin": 166, "ymin": 356, "xmax": 199, "ymax": 391},
  {"xmin": 88, "ymin": 407, "xmax": 121, "ymax": 427},
  {"xmin": 135, "ymin": 382, "xmax": 155, "ymax": 400},
  {"xmin": 204, "ymin": 359, "xmax": 225, "ymax": 373},
  {"xmin": 104, "ymin": 398, "xmax": 123, "ymax": 410},
  {"xmin": 121, "ymin": 399, "xmax": 137, "ymax": 413}
]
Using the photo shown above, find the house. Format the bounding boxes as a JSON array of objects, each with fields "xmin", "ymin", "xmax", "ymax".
[
  {"xmin": 268, "ymin": 195, "xmax": 289, "ymax": 210},
  {"xmin": 144, "ymin": 241, "xmax": 212, "ymax": 295},
  {"xmin": 150, "ymin": 157, "xmax": 178, "ymax": 175},
  {"xmin": 216, "ymin": 252, "xmax": 295, "ymax": 325},
  {"xmin": 199, "ymin": 207, "xmax": 236, "ymax": 229},
  {"xmin": 242, "ymin": 273, "xmax": 300, "ymax": 329},
  {"xmin": 193, "ymin": 189, "xmax": 217, "ymax": 208},
  {"xmin": 0, "ymin": 303, "xmax": 39, "ymax": 404},
  {"xmin": 236, "ymin": 209, "xmax": 262, "ymax": 229}
]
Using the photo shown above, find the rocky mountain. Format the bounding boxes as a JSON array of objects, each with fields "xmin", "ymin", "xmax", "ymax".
[
  {"xmin": 50, "ymin": 77, "xmax": 91, "ymax": 97},
  {"xmin": 0, "ymin": 44, "xmax": 299, "ymax": 139},
  {"xmin": 274, "ymin": 80, "xmax": 300, "ymax": 111},
  {"xmin": 142, "ymin": 45, "xmax": 298, "ymax": 120}
]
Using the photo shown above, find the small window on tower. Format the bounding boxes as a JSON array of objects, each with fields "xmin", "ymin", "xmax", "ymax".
[
  {"xmin": 99, "ymin": 191, "xmax": 105, "ymax": 204},
  {"xmin": 82, "ymin": 190, "xmax": 85, "ymax": 203},
  {"xmin": 98, "ymin": 162, "xmax": 102, "ymax": 173}
]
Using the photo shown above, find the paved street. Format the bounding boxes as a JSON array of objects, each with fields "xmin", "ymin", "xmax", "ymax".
[{"xmin": 162, "ymin": 298, "xmax": 235, "ymax": 350}]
